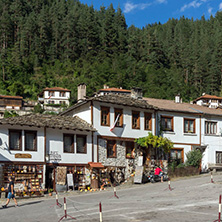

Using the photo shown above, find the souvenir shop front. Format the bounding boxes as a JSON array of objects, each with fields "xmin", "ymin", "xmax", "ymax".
[
  {"xmin": 1, "ymin": 162, "xmax": 46, "ymax": 197},
  {"xmin": 46, "ymin": 164, "xmax": 91, "ymax": 191}
]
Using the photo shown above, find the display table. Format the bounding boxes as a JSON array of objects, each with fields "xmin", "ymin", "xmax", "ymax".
[{"xmin": 15, "ymin": 189, "xmax": 47, "ymax": 198}]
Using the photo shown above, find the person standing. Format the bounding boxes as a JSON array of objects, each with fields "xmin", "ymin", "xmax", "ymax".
[{"xmin": 2, "ymin": 176, "xmax": 19, "ymax": 208}]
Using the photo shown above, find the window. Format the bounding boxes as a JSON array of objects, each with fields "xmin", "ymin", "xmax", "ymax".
[
  {"xmin": 184, "ymin": 118, "xmax": 195, "ymax": 133},
  {"xmin": 25, "ymin": 131, "xmax": 37, "ymax": 151},
  {"xmin": 216, "ymin": 152, "xmax": 222, "ymax": 163},
  {"xmin": 63, "ymin": 134, "xmax": 74, "ymax": 153},
  {"xmin": 126, "ymin": 141, "xmax": 134, "ymax": 158},
  {"xmin": 161, "ymin": 116, "xmax": 173, "ymax": 131},
  {"xmin": 170, "ymin": 148, "xmax": 184, "ymax": 162},
  {"xmin": 101, "ymin": 106, "xmax": 110, "ymax": 126},
  {"xmin": 132, "ymin": 111, "xmax": 140, "ymax": 129},
  {"xmin": 48, "ymin": 100, "xmax": 55, "ymax": 104},
  {"xmin": 59, "ymin": 101, "xmax": 66, "ymax": 105},
  {"xmin": 144, "ymin": 112, "xmax": 152, "ymax": 130},
  {"xmin": 76, "ymin": 135, "xmax": 87, "ymax": 154},
  {"xmin": 205, "ymin": 121, "xmax": 217, "ymax": 135},
  {"xmin": 9, "ymin": 130, "xmax": 22, "ymax": 151},
  {"xmin": 114, "ymin": 109, "xmax": 123, "ymax": 127},
  {"xmin": 49, "ymin": 91, "xmax": 55, "ymax": 97},
  {"xmin": 59, "ymin": 92, "xmax": 65, "ymax": 97},
  {"xmin": 107, "ymin": 140, "xmax": 116, "ymax": 158}
]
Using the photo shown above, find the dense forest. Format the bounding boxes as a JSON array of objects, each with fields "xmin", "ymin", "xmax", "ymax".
[{"xmin": 0, "ymin": 0, "xmax": 222, "ymax": 103}]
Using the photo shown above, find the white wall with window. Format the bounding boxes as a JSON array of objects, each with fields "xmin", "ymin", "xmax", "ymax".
[
  {"xmin": 157, "ymin": 111, "xmax": 200, "ymax": 145},
  {"xmin": 46, "ymin": 128, "xmax": 92, "ymax": 164},
  {"xmin": 0, "ymin": 125, "xmax": 44, "ymax": 162},
  {"xmin": 201, "ymin": 115, "xmax": 222, "ymax": 168},
  {"xmin": 43, "ymin": 90, "xmax": 70, "ymax": 106}
]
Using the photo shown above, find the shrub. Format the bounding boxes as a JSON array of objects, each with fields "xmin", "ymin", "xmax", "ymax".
[{"xmin": 185, "ymin": 149, "xmax": 203, "ymax": 168}]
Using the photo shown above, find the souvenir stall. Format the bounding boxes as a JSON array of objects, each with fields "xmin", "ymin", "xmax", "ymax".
[
  {"xmin": 2, "ymin": 163, "xmax": 46, "ymax": 197},
  {"xmin": 88, "ymin": 162, "xmax": 105, "ymax": 189}
]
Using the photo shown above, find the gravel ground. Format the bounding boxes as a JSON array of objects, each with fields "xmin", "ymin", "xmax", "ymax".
[{"xmin": 1, "ymin": 172, "xmax": 222, "ymax": 222}]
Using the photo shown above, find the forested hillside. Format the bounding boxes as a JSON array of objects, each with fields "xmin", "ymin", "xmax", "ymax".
[{"xmin": 0, "ymin": 0, "xmax": 222, "ymax": 103}]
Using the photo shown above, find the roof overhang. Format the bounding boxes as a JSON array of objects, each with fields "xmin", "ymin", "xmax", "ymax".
[{"xmin": 88, "ymin": 162, "xmax": 104, "ymax": 168}]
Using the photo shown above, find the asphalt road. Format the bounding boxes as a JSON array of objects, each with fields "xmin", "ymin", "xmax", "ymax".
[{"xmin": 1, "ymin": 173, "xmax": 222, "ymax": 222}]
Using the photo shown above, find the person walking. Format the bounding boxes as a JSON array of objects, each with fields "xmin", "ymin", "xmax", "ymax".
[{"xmin": 2, "ymin": 176, "xmax": 19, "ymax": 208}]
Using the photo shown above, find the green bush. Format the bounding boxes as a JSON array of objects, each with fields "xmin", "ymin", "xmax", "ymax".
[
  {"xmin": 33, "ymin": 104, "xmax": 44, "ymax": 114},
  {"xmin": 185, "ymin": 149, "xmax": 203, "ymax": 168},
  {"xmin": 4, "ymin": 110, "xmax": 19, "ymax": 118}
]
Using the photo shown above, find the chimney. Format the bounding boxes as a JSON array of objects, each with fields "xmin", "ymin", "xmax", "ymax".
[
  {"xmin": 77, "ymin": 83, "xmax": 86, "ymax": 102},
  {"xmin": 131, "ymin": 87, "xmax": 143, "ymax": 99},
  {"xmin": 103, "ymin": 84, "xmax": 109, "ymax": 89},
  {"xmin": 175, "ymin": 94, "xmax": 181, "ymax": 103}
]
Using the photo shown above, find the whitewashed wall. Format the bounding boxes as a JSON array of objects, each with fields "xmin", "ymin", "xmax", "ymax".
[
  {"xmin": 201, "ymin": 115, "xmax": 222, "ymax": 170},
  {"xmin": 93, "ymin": 101, "xmax": 154, "ymax": 139},
  {"xmin": 46, "ymin": 128, "xmax": 93, "ymax": 164},
  {"xmin": 0, "ymin": 125, "xmax": 45, "ymax": 162}
]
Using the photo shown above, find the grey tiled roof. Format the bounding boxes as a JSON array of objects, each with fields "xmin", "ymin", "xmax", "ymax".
[
  {"xmin": 60, "ymin": 94, "xmax": 157, "ymax": 115},
  {"xmin": 0, "ymin": 114, "xmax": 96, "ymax": 132}
]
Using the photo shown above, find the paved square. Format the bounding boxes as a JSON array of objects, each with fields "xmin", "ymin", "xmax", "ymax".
[{"xmin": 1, "ymin": 173, "xmax": 222, "ymax": 221}]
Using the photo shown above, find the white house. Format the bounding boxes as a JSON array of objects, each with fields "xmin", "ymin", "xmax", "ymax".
[
  {"xmin": 144, "ymin": 96, "xmax": 222, "ymax": 171},
  {"xmin": 61, "ymin": 85, "xmax": 222, "ymax": 173},
  {"xmin": 192, "ymin": 93, "xmax": 222, "ymax": 109},
  {"xmin": 0, "ymin": 114, "xmax": 96, "ymax": 192},
  {"xmin": 60, "ymin": 86, "xmax": 157, "ymax": 182},
  {"xmin": 38, "ymin": 87, "xmax": 71, "ymax": 106}
]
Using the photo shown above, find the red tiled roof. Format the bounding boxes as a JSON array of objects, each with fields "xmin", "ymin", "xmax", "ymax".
[
  {"xmin": 193, "ymin": 94, "xmax": 222, "ymax": 102},
  {"xmin": 0, "ymin": 95, "xmax": 23, "ymax": 99},
  {"xmin": 43, "ymin": 87, "xmax": 71, "ymax": 92},
  {"xmin": 88, "ymin": 162, "xmax": 104, "ymax": 168},
  {"xmin": 98, "ymin": 88, "xmax": 131, "ymax": 93}
]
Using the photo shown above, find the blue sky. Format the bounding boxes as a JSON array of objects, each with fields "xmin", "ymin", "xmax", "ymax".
[{"xmin": 80, "ymin": 0, "xmax": 222, "ymax": 28}]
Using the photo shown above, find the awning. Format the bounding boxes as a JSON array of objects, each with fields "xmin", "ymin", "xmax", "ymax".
[{"xmin": 88, "ymin": 162, "xmax": 104, "ymax": 169}]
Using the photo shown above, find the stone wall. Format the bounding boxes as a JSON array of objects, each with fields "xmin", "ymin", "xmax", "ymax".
[
  {"xmin": 98, "ymin": 138, "xmax": 126, "ymax": 167},
  {"xmin": 98, "ymin": 139, "xmax": 138, "ymax": 179}
]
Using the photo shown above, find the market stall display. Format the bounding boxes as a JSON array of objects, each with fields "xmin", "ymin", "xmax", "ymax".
[{"xmin": 2, "ymin": 164, "xmax": 46, "ymax": 197}]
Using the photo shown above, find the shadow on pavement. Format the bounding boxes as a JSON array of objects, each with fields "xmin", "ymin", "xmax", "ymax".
[{"xmin": 1, "ymin": 200, "xmax": 43, "ymax": 209}]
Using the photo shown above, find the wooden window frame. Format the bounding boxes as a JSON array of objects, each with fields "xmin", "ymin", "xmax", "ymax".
[
  {"xmin": 170, "ymin": 148, "xmax": 184, "ymax": 163},
  {"xmin": 59, "ymin": 92, "xmax": 65, "ymax": 97},
  {"xmin": 114, "ymin": 108, "xmax": 123, "ymax": 128},
  {"xmin": 216, "ymin": 151, "xmax": 222, "ymax": 164},
  {"xmin": 63, "ymin": 134, "xmax": 74, "ymax": 153},
  {"xmin": 132, "ymin": 111, "xmax": 140, "ymax": 129},
  {"xmin": 107, "ymin": 140, "xmax": 117, "ymax": 158},
  {"xmin": 49, "ymin": 91, "xmax": 55, "ymax": 97},
  {"xmin": 25, "ymin": 130, "xmax": 37, "ymax": 152},
  {"xmin": 144, "ymin": 112, "xmax": 152, "ymax": 131},
  {"xmin": 184, "ymin": 118, "xmax": 196, "ymax": 133},
  {"xmin": 76, "ymin": 135, "xmax": 87, "ymax": 154},
  {"xmin": 205, "ymin": 121, "xmax": 217, "ymax": 135},
  {"xmin": 9, "ymin": 129, "xmax": 22, "ymax": 151},
  {"xmin": 101, "ymin": 106, "xmax": 110, "ymax": 126},
  {"xmin": 125, "ymin": 141, "xmax": 135, "ymax": 159},
  {"xmin": 161, "ymin": 115, "xmax": 174, "ymax": 131}
]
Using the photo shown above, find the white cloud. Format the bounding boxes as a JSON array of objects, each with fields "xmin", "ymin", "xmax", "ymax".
[
  {"xmin": 208, "ymin": 7, "xmax": 213, "ymax": 14},
  {"xmin": 156, "ymin": 0, "xmax": 167, "ymax": 3},
  {"xmin": 180, "ymin": 0, "xmax": 203, "ymax": 12},
  {"xmin": 219, "ymin": 2, "xmax": 222, "ymax": 10},
  {"xmin": 123, "ymin": 2, "xmax": 151, "ymax": 13}
]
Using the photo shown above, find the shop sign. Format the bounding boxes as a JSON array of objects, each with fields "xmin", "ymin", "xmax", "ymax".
[
  {"xmin": 67, "ymin": 173, "xmax": 74, "ymax": 187},
  {"xmin": 15, "ymin": 153, "xmax": 32, "ymax": 159},
  {"xmin": 134, "ymin": 165, "xmax": 143, "ymax": 184},
  {"xmin": 49, "ymin": 151, "xmax": 61, "ymax": 162}
]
